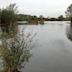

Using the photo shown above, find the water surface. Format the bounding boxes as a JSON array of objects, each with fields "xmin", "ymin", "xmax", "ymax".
[{"xmin": 20, "ymin": 21, "xmax": 72, "ymax": 72}]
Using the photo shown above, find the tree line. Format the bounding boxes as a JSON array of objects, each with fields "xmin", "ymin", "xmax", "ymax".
[
  {"xmin": 0, "ymin": 6, "xmax": 71, "ymax": 26},
  {"xmin": 17, "ymin": 14, "xmax": 70, "ymax": 21}
]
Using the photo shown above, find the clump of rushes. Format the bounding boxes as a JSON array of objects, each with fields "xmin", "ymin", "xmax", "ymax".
[{"xmin": 0, "ymin": 29, "xmax": 35, "ymax": 72}]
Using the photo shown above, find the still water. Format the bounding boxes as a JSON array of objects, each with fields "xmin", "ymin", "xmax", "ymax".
[{"xmin": 20, "ymin": 21, "xmax": 72, "ymax": 72}]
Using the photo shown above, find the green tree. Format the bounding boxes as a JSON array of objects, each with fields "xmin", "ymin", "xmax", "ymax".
[
  {"xmin": 66, "ymin": 4, "xmax": 72, "ymax": 26},
  {"xmin": 0, "ymin": 4, "xmax": 17, "ymax": 35},
  {"xmin": 58, "ymin": 15, "xmax": 64, "ymax": 21}
]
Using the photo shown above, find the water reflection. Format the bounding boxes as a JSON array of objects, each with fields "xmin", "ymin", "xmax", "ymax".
[
  {"xmin": 66, "ymin": 24, "xmax": 72, "ymax": 41},
  {"xmin": 52, "ymin": 39, "xmax": 71, "ymax": 54}
]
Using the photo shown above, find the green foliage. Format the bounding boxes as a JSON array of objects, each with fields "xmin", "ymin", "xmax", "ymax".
[
  {"xmin": 17, "ymin": 14, "xmax": 29, "ymax": 21},
  {"xmin": 0, "ymin": 4, "xmax": 18, "ymax": 34},
  {"xmin": 66, "ymin": 4, "xmax": 72, "ymax": 26},
  {"xmin": 17, "ymin": 14, "xmax": 38, "ymax": 24},
  {"xmin": 1, "ymin": 9, "xmax": 16, "ymax": 24},
  {"xmin": 57, "ymin": 15, "xmax": 64, "ymax": 21},
  {"xmin": 66, "ymin": 4, "xmax": 72, "ymax": 18},
  {"xmin": 48, "ymin": 18, "xmax": 57, "ymax": 21}
]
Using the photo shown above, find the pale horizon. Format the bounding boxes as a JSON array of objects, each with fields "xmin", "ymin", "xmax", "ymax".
[{"xmin": 0, "ymin": 0, "xmax": 72, "ymax": 17}]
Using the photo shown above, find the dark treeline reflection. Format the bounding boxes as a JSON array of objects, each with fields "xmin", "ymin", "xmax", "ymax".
[{"xmin": 66, "ymin": 23, "xmax": 72, "ymax": 41}]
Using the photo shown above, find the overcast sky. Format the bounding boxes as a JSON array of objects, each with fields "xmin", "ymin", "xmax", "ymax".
[{"xmin": 0, "ymin": 0, "xmax": 72, "ymax": 17}]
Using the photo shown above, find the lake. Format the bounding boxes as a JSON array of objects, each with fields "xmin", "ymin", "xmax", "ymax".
[{"xmin": 19, "ymin": 21, "xmax": 72, "ymax": 72}]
